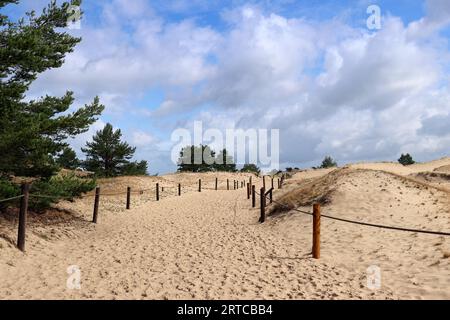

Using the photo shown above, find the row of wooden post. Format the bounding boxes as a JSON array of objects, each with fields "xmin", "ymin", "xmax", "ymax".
[
  {"xmin": 247, "ymin": 175, "xmax": 320, "ymax": 259},
  {"xmin": 17, "ymin": 175, "xmax": 319, "ymax": 259}
]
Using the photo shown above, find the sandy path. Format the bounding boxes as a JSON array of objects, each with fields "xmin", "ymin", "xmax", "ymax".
[{"xmin": 0, "ymin": 188, "xmax": 393, "ymax": 300}]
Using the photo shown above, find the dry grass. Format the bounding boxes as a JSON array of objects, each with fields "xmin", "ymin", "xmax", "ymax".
[
  {"xmin": 269, "ymin": 166, "xmax": 450, "ymax": 216},
  {"xmin": 269, "ymin": 168, "xmax": 345, "ymax": 214}
]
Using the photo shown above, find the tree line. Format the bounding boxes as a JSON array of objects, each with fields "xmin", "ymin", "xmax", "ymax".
[{"xmin": 177, "ymin": 145, "xmax": 261, "ymax": 174}]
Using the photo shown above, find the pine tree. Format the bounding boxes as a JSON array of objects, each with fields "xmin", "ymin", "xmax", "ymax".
[
  {"xmin": 398, "ymin": 153, "xmax": 415, "ymax": 166},
  {"xmin": 82, "ymin": 123, "xmax": 137, "ymax": 177},
  {"xmin": 0, "ymin": 0, "xmax": 104, "ymax": 178},
  {"xmin": 122, "ymin": 160, "xmax": 148, "ymax": 176},
  {"xmin": 56, "ymin": 146, "xmax": 79, "ymax": 170},
  {"xmin": 320, "ymin": 156, "xmax": 337, "ymax": 168},
  {"xmin": 240, "ymin": 163, "xmax": 260, "ymax": 175},
  {"xmin": 214, "ymin": 149, "xmax": 236, "ymax": 172},
  {"xmin": 177, "ymin": 145, "xmax": 215, "ymax": 172}
]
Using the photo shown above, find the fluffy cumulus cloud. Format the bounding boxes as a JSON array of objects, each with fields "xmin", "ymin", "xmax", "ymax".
[{"xmin": 15, "ymin": 0, "xmax": 450, "ymax": 172}]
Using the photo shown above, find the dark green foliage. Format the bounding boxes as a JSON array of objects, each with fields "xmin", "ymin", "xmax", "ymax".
[
  {"xmin": 240, "ymin": 163, "xmax": 261, "ymax": 175},
  {"xmin": 0, "ymin": 1, "xmax": 103, "ymax": 211},
  {"xmin": 56, "ymin": 146, "xmax": 79, "ymax": 170},
  {"xmin": 214, "ymin": 149, "xmax": 236, "ymax": 172},
  {"xmin": 398, "ymin": 153, "xmax": 415, "ymax": 166},
  {"xmin": 0, "ymin": 0, "xmax": 104, "ymax": 179},
  {"xmin": 29, "ymin": 173, "xmax": 96, "ymax": 211},
  {"xmin": 320, "ymin": 156, "xmax": 337, "ymax": 169},
  {"xmin": 82, "ymin": 123, "xmax": 141, "ymax": 177},
  {"xmin": 0, "ymin": 177, "xmax": 21, "ymax": 209},
  {"xmin": 122, "ymin": 160, "xmax": 148, "ymax": 176},
  {"xmin": 286, "ymin": 167, "xmax": 293, "ymax": 172},
  {"xmin": 177, "ymin": 145, "xmax": 216, "ymax": 172}
]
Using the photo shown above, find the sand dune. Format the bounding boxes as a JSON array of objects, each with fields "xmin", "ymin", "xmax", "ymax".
[{"xmin": 0, "ymin": 162, "xmax": 449, "ymax": 300}]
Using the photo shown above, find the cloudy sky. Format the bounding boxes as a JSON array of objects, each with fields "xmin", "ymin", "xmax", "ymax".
[{"xmin": 5, "ymin": 0, "xmax": 450, "ymax": 173}]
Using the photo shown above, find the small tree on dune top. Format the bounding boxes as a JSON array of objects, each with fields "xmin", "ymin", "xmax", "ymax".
[
  {"xmin": 241, "ymin": 163, "xmax": 261, "ymax": 175},
  {"xmin": 320, "ymin": 156, "xmax": 338, "ymax": 169},
  {"xmin": 398, "ymin": 153, "xmax": 415, "ymax": 166},
  {"xmin": 214, "ymin": 149, "xmax": 236, "ymax": 172},
  {"xmin": 177, "ymin": 145, "xmax": 215, "ymax": 172}
]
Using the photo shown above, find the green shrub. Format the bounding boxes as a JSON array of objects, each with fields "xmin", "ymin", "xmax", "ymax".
[
  {"xmin": 0, "ymin": 178, "xmax": 21, "ymax": 210},
  {"xmin": 398, "ymin": 153, "xmax": 415, "ymax": 166},
  {"xmin": 29, "ymin": 174, "xmax": 96, "ymax": 211},
  {"xmin": 241, "ymin": 164, "xmax": 261, "ymax": 175},
  {"xmin": 320, "ymin": 156, "xmax": 338, "ymax": 168}
]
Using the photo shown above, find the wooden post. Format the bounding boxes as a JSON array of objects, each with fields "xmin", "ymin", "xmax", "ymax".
[
  {"xmin": 92, "ymin": 187, "xmax": 100, "ymax": 224},
  {"xmin": 17, "ymin": 183, "xmax": 29, "ymax": 251},
  {"xmin": 269, "ymin": 188, "xmax": 273, "ymax": 204},
  {"xmin": 312, "ymin": 204, "xmax": 321, "ymax": 259},
  {"xmin": 156, "ymin": 183, "xmax": 159, "ymax": 201},
  {"xmin": 215, "ymin": 177, "xmax": 218, "ymax": 190},
  {"xmin": 161, "ymin": 187, "xmax": 164, "ymax": 192},
  {"xmin": 234, "ymin": 180, "xmax": 236, "ymax": 190},
  {"xmin": 263, "ymin": 176, "xmax": 266, "ymax": 190},
  {"xmin": 247, "ymin": 183, "xmax": 250, "ymax": 199},
  {"xmin": 178, "ymin": 183, "xmax": 181, "ymax": 196},
  {"xmin": 126, "ymin": 187, "xmax": 131, "ymax": 210},
  {"xmin": 278, "ymin": 178, "xmax": 280, "ymax": 189},
  {"xmin": 259, "ymin": 187, "xmax": 265, "ymax": 223},
  {"xmin": 252, "ymin": 185, "xmax": 256, "ymax": 208},
  {"xmin": 227, "ymin": 179, "xmax": 229, "ymax": 190},
  {"xmin": 249, "ymin": 176, "xmax": 252, "ymax": 187},
  {"xmin": 199, "ymin": 179, "xmax": 201, "ymax": 192},
  {"xmin": 271, "ymin": 178, "xmax": 274, "ymax": 189}
]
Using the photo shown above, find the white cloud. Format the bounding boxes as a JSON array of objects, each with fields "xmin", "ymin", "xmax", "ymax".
[{"xmin": 18, "ymin": 1, "xmax": 450, "ymax": 171}]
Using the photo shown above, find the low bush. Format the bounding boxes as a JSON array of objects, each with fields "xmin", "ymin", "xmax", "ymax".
[
  {"xmin": 0, "ymin": 178, "xmax": 21, "ymax": 210},
  {"xmin": 29, "ymin": 174, "xmax": 96, "ymax": 211}
]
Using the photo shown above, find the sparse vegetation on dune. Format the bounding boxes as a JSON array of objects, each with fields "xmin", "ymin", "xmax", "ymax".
[{"xmin": 269, "ymin": 165, "xmax": 450, "ymax": 216}]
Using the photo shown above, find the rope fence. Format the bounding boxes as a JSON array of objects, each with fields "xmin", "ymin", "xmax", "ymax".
[
  {"xmin": 252, "ymin": 175, "xmax": 450, "ymax": 258},
  {"xmin": 0, "ymin": 177, "xmax": 254, "ymax": 252},
  {"xmin": 0, "ymin": 195, "xmax": 24, "ymax": 203},
  {"xmin": 4, "ymin": 172, "xmax": 447, "ymax": 258}
]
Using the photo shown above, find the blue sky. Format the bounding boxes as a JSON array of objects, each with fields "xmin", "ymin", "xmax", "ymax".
[{"xmin": 4, "ymin": 0, "xmax": 450, "ymax": 173}]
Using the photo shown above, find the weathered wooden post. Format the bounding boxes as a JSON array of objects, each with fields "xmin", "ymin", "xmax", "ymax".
[
  {"xmin": 263, "ymin": 176, "xmax": 266, "ymax": 190},
  {"xmin": 271, "ymin": 178, "xmax": 274, "ymax": 189},
  {"xmin": 126, "ymin": 187, "xmax": 131, "ymax": 210},
  {"xmin": 215, "ymin": 177, "xmax": 218, "ymax": 190},
  {"xmin": 227, "ymin": 179, "xmax": 229, "ymax": 190},
  {"xmin": 17, "ymin": 183, "xmax": 29, "ymax": 251},
  {"xmin": 178, "ymin": 183, "xmax": 181, "ymax": 196},
  {"xmin": 92, "ymin": 187, "xmax": 100, "ymax": 224},
  {"xmin": 199, "ymin": 179, "xmax": 202, "ymax": 192},
  {"xmin": 247, "ymin": 183, "xmax": 250, "ymax": 199},
  {"xmin": 312, "ymin": 203, "xmax": 321, "ymax": 259},
  {"xmin": 252, "ymin": 185, "xmax": 256, "ymax": 208},
  {"xmin": 156, "ymin": 183, "xmax": 159, "ymax": 201},
  {"xmin": 259, "ymin": 187, "xmax": 266, "ymax": 223},
  {"xmin": 234, "ymin": 180, "xmax": 236, "ymax": 190},
  {"xmin": 278, "ymin": 178, "xmax": 280, "ymax": 189},
  {"xmin": 269, "ymin": 188, "xmax": 273, "ymax": 204}
]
